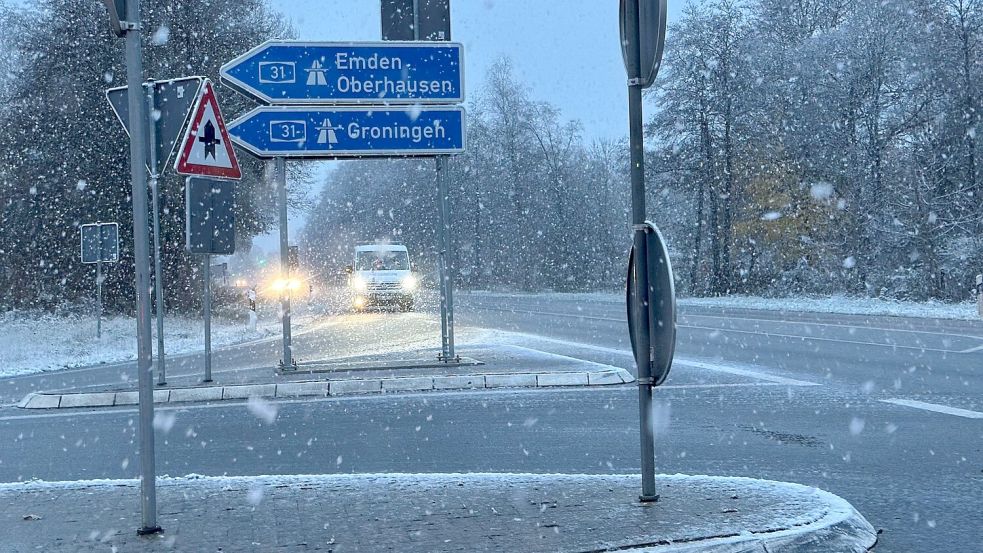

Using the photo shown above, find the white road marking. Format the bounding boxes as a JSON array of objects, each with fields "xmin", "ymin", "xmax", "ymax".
[
  {"xmin": 879, "ymin": 398, "xmax": 983, "ymax": 419},
  {"xmin": 501, "ymin": 344, "xmax": 624, "ymax": 372},
  {"xmin": 681, "ymin": 311, "xmax": 983, "ymax": 342},
  {"xmin": 957, "ymin": 344, "xmax": 983, "ymax": 354},
  {"xmin": 680, "ymin": 323, "xmax": 964, "ymax": 355},
  {"xmin": 490, "ymin": 331, "xmax": 820, "ymax": 387},
  {"xmin": 658, "ymin": 382, "xmax": 790, "ymax": 390},
  {"xmin": 672, "ymin": 359, "xmax": 820, "ymax": 387},
  {"xmin": 472, "ymin": 297, "xmax": 983, "ymax": 343},
  {"xmin": 473, "ymin": 305, "xmax": 974, "ymax": 354}
]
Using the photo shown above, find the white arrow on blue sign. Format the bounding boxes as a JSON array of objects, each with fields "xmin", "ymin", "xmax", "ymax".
[
  {"xmin": 220, "ymin": 41, "xmax": 464, "ymax": 105},
  {"xmin": 227, "ymin": 106, "xmax": 466, "ymax": 159}
]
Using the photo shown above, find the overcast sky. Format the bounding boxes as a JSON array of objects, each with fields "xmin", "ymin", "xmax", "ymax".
[{"xmin": 256, "ymin": 0, "xmax": 687, "ymax": 251}]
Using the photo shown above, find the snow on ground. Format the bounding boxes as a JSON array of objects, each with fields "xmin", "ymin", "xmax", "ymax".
[
  {"xmin": 0, "ymin": 472, "xmax": 874, "ymax": 552},
  {"xmin": 472, "ymin": 290, "xmax": 981, "ymax": 320},
  {"xmin": 0, "ymin": 293, "xmax": 340, "ymax": 378},
  {"xmin": 0, "ymin": 310, "xmax": 271, "ymax": 378},
  {"xmin": 5, "ymin": 288, "xmax": 979, "ymax": 379},
  {"xmin": 679, "ymin": 294, "xmax": 980, "ymax": 320}
]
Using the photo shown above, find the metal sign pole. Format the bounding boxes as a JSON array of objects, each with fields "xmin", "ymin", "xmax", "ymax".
[
  {"xmin": 435, "ymin": 156, "xmax": 456, "ymax": 361},
  {"xmin": 276, "ymin": 157, "xmax": 293, "ymax": 367},
  {"xmin": 95, "ymin": 222, "xmax": 103, "ymax": 340},
  {"xmin": 122, "ymin": 0, "xmax": 162, "ymax": 535},
  {"xmin": 203, "ymin": 254, "xmax": 213, "ymax": 382},
  {"xmin": 625, "ymin": 0, "xmax": 658, "ymax": 503},
  {"xmin": 418, "ymin": 13, "xmax": 457, "ymax": 363},
  {"xmin": 146, "ymin": 81, "xmax": 167, "ymax": 386},
  {"xmin": 96, "ymin": 257, "xmax": 103, "ymax": 340}
]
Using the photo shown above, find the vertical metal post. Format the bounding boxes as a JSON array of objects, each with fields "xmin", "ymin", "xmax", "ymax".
[
  {"xmin": 412, "ymin": 0, "xmax": 420, "ymax": 39},
  {"xmin": 96, "ymin": 257, "xmax": 103, "ymax": 340},
  {"xmin": 203, "ymin": 254, "xmax": 212, "ymax": 382},
  {"xmin": 124, "ymin": 0, "xmax": 162, "ymax": 535},
  {"xmin": 276, "ymin": 157, "xmax": 293, "ymax": 367},
  {"xmin": 625, "ymin": 0, "xmax": 658, "ymax": 503},
  {"xmin": 146, "ymin": 81, "xmax": 167, "ymax": 387},
  {"xmin": 421, "ymin": 9, "xmax": 456, "ymax": 362},
  {"xmin": 435, "ymin": 156, "xmax": 456, "ymax": 361}
]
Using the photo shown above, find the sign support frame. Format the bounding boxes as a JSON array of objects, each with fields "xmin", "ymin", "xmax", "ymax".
[
  {"xmin": 203, "ymin": 254, "xmax": 213, "ymax": 383},
  {"xmin": 435, "ymin": 155, "xmax": 457, "ymax": 362},
  {"xmin": 96, "ymin": 243, "xmax": 103, "ymax": 340},
  {"xmin": 276, "ymin": 157, "xmax": 294, "ymax": 369},
  {"xmin": 145, "ymin": 80, "xmax": 168, "ymax": 387},
  {"xmin": 411, "ymin": 11, "xmax": 458, "ymax": 364}
]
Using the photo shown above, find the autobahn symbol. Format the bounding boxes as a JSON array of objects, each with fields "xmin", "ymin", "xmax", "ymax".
[
  {"xmin": 175, "ymin": 80, "xmax": 242, "ymax": 180},
  {"xmin": 306, "ymin": 60, "xmax": 328, "ymax": 86},
  {"xmin": 227, "ymin": 106, "xmax": 466, "ymax": 158},
  {"xmin": 316, "ymin": 119, "xmax": 339, "ymax": 146}
]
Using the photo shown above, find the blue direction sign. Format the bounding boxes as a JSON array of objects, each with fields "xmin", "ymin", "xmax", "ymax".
[
  {"xmin": 227, "ymin": 106, "xmax": 465, "ymax": 158},
  {"xmin": 220, "ymin": 41, "xmax": 464, "ymax": 105}
]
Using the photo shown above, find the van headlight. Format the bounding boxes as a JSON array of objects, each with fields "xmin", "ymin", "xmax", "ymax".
[
  {"xmin": 401, "ymin": 274, "xmax": 418, "ymax": 291},
  {"xmin": 351, "ymin": 276, "xmax": 368, "ymax": 293}
]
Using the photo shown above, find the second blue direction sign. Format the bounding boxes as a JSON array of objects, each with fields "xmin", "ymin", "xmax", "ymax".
[
  {"xmin": 227, "ymin": 106, "xmax": 465, "ymax": 158},
  {"xmin": 220, "ymin": 41, "xmax": 464, "ymax": 105}
]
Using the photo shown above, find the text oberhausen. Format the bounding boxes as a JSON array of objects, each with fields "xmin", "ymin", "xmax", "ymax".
[{"xmin": 333, "ymin": 53, "xmax": 455, "ymax": 96}]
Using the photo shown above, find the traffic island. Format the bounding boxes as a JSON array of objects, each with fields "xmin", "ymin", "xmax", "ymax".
[
  {"xmin": 0, "ymin": 473, "xmax": 877, "ymax": 552},
  {"xmin": 15, "ymin": 341, "xmax": 635, "ymax": 410}
]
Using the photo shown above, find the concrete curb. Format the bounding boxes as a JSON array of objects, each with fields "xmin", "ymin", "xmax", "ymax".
[{"xmin": 16, "ymin": 368, "xmax": 634, "ymax": 410}]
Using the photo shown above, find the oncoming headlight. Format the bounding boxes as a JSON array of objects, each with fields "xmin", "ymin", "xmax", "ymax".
[
  {"xmin": 271, "ymin": 278, "xmax": 301, "ymax": 292},
  {"xmin": 352, "ymin": 276, "xmax": 368, "ymax": 293},
  {"xmin": 401, "ymin": 274, "xmax": 418, "ymax": 291}
]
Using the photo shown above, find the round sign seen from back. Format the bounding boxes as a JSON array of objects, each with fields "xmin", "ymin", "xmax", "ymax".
[
  {"xmin": 619, "ymin": 0, "xmax": 668, "ymax": 88},
  {"xmin": 626, "ymin": 221, "xmax": 676, "ymax": 386}
]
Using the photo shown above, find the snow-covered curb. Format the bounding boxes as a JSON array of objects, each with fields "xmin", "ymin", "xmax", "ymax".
[
  {"xmin": 16, "ymin": 367, "xmax": 634, "ymax": 409},
  {"xmin": 469, "ymin": 290, "xmax": 979, "ymax": 321},
  {"xmin": 0, "ymin": 473, "xmax": 877, "ymax": 552}
]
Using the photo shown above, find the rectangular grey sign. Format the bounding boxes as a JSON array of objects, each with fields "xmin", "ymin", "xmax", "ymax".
[
  {"xmin": 185, "ymin": 177, "xmax": 236, "ymax": 255},
  {"xmin": 80, "ymin": 222, "xmax": 120, "ymax": 264}
]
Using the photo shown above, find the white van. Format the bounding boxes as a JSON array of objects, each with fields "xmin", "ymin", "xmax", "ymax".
[{"xmin": 348, "ymin": 244, "xmax": 418, "ymax": 311}]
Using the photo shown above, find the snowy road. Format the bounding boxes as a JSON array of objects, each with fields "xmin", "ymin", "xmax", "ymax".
[{"xmin": 1, "ymin": 292, "xmax": 982, "ymax": 551}]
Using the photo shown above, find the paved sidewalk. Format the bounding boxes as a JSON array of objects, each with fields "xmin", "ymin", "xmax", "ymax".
[
  {"xmin": 16, "ymin": 343, "xmax": 634, "ymax": 409},
  {"xmin": 0, "ymin": 473, "xmax": 876, "ymax": 552}
]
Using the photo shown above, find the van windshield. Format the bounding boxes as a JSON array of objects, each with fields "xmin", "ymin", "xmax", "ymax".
[{"xmin": 355, "ymin": 250, "xmax": 410, "ymax": 271}]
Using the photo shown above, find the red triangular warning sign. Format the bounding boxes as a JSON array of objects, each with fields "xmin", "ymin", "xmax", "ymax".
[{"xmin": 175, "ymin": 80, "xmax": 242, "ymax": 180}]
